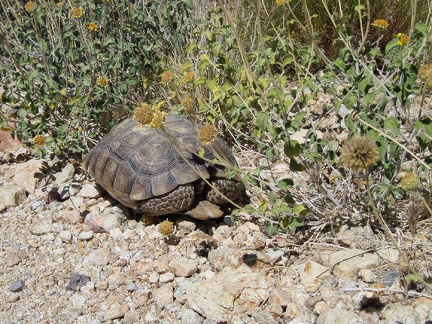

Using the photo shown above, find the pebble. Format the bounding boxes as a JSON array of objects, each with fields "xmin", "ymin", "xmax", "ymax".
[
  {"xmin": 29, "ymin": 217, "xmax": 53, "ymax": 235},
  {"xmin": 153, "ymin": 283, "xmax": 174, "ymax": 305},
  {"xmin": 9, "ymin": 280, "xmax": 25, "ymax": 292},
  {"xmin": 78, "ymin": 230, "xmax": 94, "ymax": 241},
  {"xmin": 105, "ymin": 303, "xmax": 130, "ymax": 320},
  {"xmin": 79, "ymin": 183, "xmax": 103, "ymax": 198},
  {"xmin": 159, "ymin": 272, "xmax": 175, "ymax": 283},
  {"xmin": 66, "ymin": 273, "xmax": 91, "ymax": 291},
  {"xmin": 170, "ymin": 260, "xmax": 198, "ymax": 277},
  {"xmin": 58, "ymin": 230, "xmax": 72, "ymax": 242}
]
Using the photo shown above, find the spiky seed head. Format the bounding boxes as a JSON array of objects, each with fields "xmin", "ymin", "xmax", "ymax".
[
  {"xmin": 340, "ymin": 135, "xmax": 378, "ymax": 171},
  {"xmin": 158, "ymin": 220, "xmax": 174, "ymax": 236},
  {"xmin": 198, "ymin": 124, "xmax": 216, "ymax": 145},
  {"xmin": 398, "ymin": 172, "xmax": 419, "ymax": 192}
]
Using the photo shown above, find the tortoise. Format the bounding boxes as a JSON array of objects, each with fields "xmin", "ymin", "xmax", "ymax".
[{"xmin": 83, "ymin": 114, "xmax": 243, "ymax": 219}]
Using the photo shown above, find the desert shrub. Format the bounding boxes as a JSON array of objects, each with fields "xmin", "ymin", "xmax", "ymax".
[{"xmin": 0, "ymin": 0, "xmax": 195, "ymax": 155}]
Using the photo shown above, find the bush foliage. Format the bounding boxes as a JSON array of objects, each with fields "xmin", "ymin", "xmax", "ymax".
[{"xmin": 1, "ymin": 0, "xmax": 432, "ymax": 286}]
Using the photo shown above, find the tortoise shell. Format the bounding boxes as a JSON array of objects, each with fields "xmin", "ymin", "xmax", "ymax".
[{"xmin": 83, "ymin": 114, "xmax": 240, "ymax": 215}]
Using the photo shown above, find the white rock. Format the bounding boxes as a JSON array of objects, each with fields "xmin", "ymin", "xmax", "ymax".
[
  {"xmin": 54, "ymin": 163, "xmax": 75, "ymax": 185},
  {"xmin": 29, "ymin": 217, "xmax": 53, "ymax": 235},
  {"xmin": 186, "ymin": 265, "xmax": 274, "ymax": 322},
  {"xmin": 316, "ymin": 308, "xmax": 364, "ymax": 324},
  {"xmin": 153, "ymin": 283, "xmax": 174, "ymax": 305},
  {"xmin": 58, "ymin": 230, "xmax": 72, "ymax": 242},
  {"xmin": 170, "ymin": 260, "xmax": 198, "ymax": 277},
  {"xmin": 294, "ymin": 261, "xmax": 330, "ymax": 292},
  {"xmin": 78, "ymin": 231, "xmax": 94, "ymax": 241},
  {"xmin": 13, "ymin": 159, "xmax": 45, "ymax": 193},
  {"xmin": 79, "ymin": 183, "xmax": 103, "ymax": 199},
  {"xmin": 105, "ymin": 303, "xmax": 129, "ymax": 320},
  {"xmin": 181, "ymin": 308, "xmax": 203, "ymax": 324},
  {"xmin": 0, "ymin": 185, "xmax": 26, "ymax": 209},
  {"xmin": 358, "ymin": 268, "xmax": 375, "ymax": 283},
  {"xmin": 159, "ymin": 272, "xmax": 175, "ymax": 283},
  {"xmin": 328, "ymin": 249, "xmax": 379, "ymax": 278}
]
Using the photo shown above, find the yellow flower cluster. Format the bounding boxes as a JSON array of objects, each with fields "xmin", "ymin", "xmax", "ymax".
[
  {"xmin": 71, "ymin": 7, "xmax": 84, "ymax": 19},
  {"xmin": 276, "ymin": 0, "xmax": 291, "ymax": 5},
  {"xmin": 86, "ymin": 22, "xmax": 98, "ymax": 32},
  {"xmin": 398, "ymin": 172, "xmax": 419, "ymax": 192},
  {"xmin": 96, "ymin": 76, "xmax": 108, "ymax": 87},
  {"xmin": 133, "ymin": 102, "xmax": 166, "ymax": 129},
  {"xmin": 181, "ymin": 71, "xmax": 195, "ymax": 83},
  {"xmin": 198, "ymin": 124, "xmax": 216, "ymax": 145},
  {"xmin": 182, "ymin": 96, "xmax": 194, "ymax": 112},
  {"xmin": 158, "ymin": 220, "xmax": 174, "ymax": 236},
  {"xmin": 340, "ymin": 135, "xmax": 378, "ymax": 171},
  {"xmin": 397, "ymin": 33, "xmax": 409, "ymax": 46},
  {"xmin": 33, "ymin": 135, "xmax": 46, "ymax": 146},
  {"xmin": 160, "ymin": 70, "xmax": 174, "ymax": 85},
  {"xmin": 371, "ymin": 19, "xmax": 389, "ymax": 29},
  {"xmin": 418, "ymin": 64, "xmax": 432, "ymax": 90},
  {"xmin": 25, "ymin": 1, "xmax": 37, "ymax": 13}
]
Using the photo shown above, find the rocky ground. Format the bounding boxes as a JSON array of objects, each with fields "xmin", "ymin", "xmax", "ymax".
[{"xmin": 1, "ymin": 130, "xmax": 432, "ymax": 323}]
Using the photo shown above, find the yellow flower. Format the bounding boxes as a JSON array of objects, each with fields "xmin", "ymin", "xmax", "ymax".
[
  {"xmin": 86, "ymin": 22, "xmax": 98, "ymax": 32},
  {"xmin": 398, "ymin": 172, "xmax": 419, "ymax": 192},
  {"xmin": 133, "ymin": 102, "xmax": 166, "ymax": 129},
  {"xmin": 96, "ymin": 76, "xmax": 108, "ymax": 87},
  {"xmin": 149, "ymin": 111, "xmax": 166, "ymax": 129},
  {"xmin": 158, "ymin": 220, "xmax": 174, "ymax": 236},
  {"xmin": 142, "ymin": 77, "xmax": 148, "ymax": 89},
  {"xmin": 396, "ymin": 33, "xmax": 409, "ymax": 46},
  {"xmin": 71, "ymin": 7, "xmax": 84, "ymax": 19},
  {"xmin": 25, "ymin": 1, "xmax": 37, "ymax": 13},
  {"xmin": 371, "ymin": 19, "xmax": 389, "ymax": 29},
  {"xmin": 181, "ymin": 71, "xmax": 195, "ymax": 83},
  {"xmin": 182, "ymin": 96, "xmax": 194, "ymax": 111},
  {"xmin": 340, "ymin": 135, "xmax": 378, "ymax": 171},
  {"xmin": 198, "ymin": 124, "xmax": 216, "ymax": 145},
  {"xmin": 33, "ymin": 135, "xmax": 46, "ymax": 147},
  {"xmin": 160, "ymin": 70, "xmax": 174, "ymax": 85},
  {"xmin": 133, "ymin": 103, "xmax": 154, "ymax": 126},
  {"xmin": 276, "ymin": 0, "xmax": 291, "ymax": 5}
]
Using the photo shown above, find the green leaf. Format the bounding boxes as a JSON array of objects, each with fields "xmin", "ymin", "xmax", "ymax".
[
  {"xmin": 266, "ymin": 223, "xmax": 279, "ymax": 237},
  {"xmin": 384, "ymin": 117, "xmax": 400, "ymax": 136},
  {"xmin": 290, "ymin": 158, "xmax": 305, "ymax": 172},
  {"xmin": 278, "ymin": 178, "xmax": 294, "ymax": 190},
  {"xmin": 284, "ymin": 140, "xmax": 301, "ymax": 158},
  {"xmin": 293, "ymin": 204, "xmax": 309, "ymax": 216}
]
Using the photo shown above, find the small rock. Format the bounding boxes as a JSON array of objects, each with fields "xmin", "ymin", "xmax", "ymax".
[
  {"xmin": 109, "ymin": 228, "xmax": 123, "ymax": 240},
  {"xmin": 13, "ymin": 159, "xmax": 45, "ymax": 193},
  {"xmin": 328, "ymin": 249, "xmax": 379, "ymax": 278},
  {"xmin": 175, "ymin": 216, "xmax": 196, "ymax": 237},
  {"xmin": 79, "ymin": 183, "xmax": 103, "ymax": 198},
  {"xmin": 265, "ymin": 248, "xmax": 285, "ymax": 264},
  {"xmin": 268, "ymin": 289, "xmax": 292, "ymax": 307},
  {"xmin": 0, "ymin": 185, "xmax": 26, "ymax": 209},
  {"xmin": 29, "ymin": 217, "xmax": 53, "ymax": 235},
  {"xmin": 66, "ymin": 273, "xmax": 91, "ymax": 291},
  {"xmin": 97, "ymin": 281, "xmax": 109, "ymax": 290},
  {"xmin": 294, "ymin": 261, "xmax": 330, "ymax": 292},
  {"xmin": 9, "ymin": 280, "xmax": 25, "ymax": 292},
  {"xmin": 316, "ymin": 308, "xmax": 363, "ymax": 324},
  {"xmin": 124, "ymin": 309, "xmax": 141, "ymax": 324},
  {"xmin": 358, "ymin": 268, "xmax": 375, "ymax": 283},
  {"xmin": 58, "ymin": 230, "xmax": 72, "ymax": 243},
  {"xmin": 78, "ymin": 231, "xmax": 94, "ymax": 241},
  {"xmin": 84, "ymin": 212, "xmax": 119, "ymax": 233},
  {"xmin": 181, "ymin": 308, "xmax": 203, "ymax": 324},
  {"xmin": 186, "ymin": 265, "xmax": 273, "ymax": 322},
  {"xmin": 6, "ymin": 248, "xmax": 24, "ymax": 267},
  {"xmin": 159, "ymin": 272, "xmax": 175, "ymax": 283},
  {"xmin": 170, "ymin": 260, "xmax": 198, "ymax": 277},
  {"xmin": 105, "ymin": 304, "xmax": 130, "ymax": 320},
  {"xmin": 54, "ymin": 163, "xmax": 75, "ymax": 185},
  {"xmin": 153, "ymin": 283, "xmax": 174, "ymax": 305}
]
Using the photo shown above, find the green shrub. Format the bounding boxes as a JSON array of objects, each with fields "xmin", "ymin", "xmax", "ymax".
[{"xmin": 0, "ymin": 0, "xmax": 194, "ymax": 155}]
